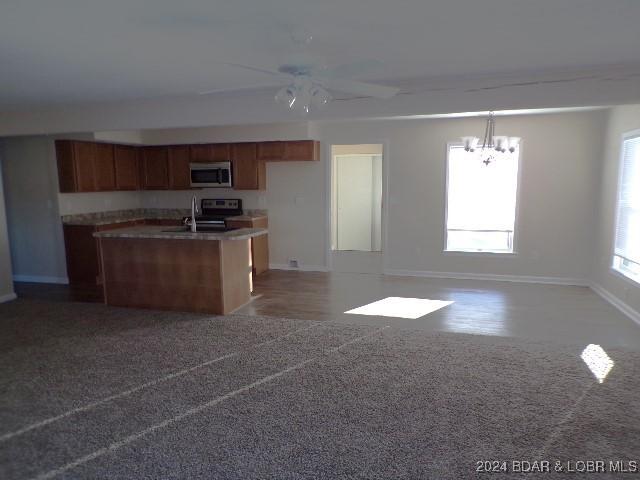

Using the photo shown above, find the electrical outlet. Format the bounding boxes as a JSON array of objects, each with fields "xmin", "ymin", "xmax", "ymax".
[{"xmin": 288, "ymin": 259, "xmax": 299, "ymax": 268}]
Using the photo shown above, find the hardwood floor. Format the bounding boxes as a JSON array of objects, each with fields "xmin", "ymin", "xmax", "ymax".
[
  {"xmin": 12, "ymin": 270, "xmax": 640, "ymax": 349},
  {"xmin": 237, "ymin": 270, "xmax": 640, "ymax": 349},
  {"xmin": 14, "ymin": 282, "xmax": 104, "ymax": 303}
]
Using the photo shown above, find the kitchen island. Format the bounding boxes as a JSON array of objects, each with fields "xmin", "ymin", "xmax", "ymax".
[{"xmin": 94, "ymin": 225, "xmax": 267, "ymax": 314}]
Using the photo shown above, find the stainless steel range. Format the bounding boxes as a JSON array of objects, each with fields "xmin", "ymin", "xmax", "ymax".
[{"xmin": 184, "ymin": 198, "xmax": 243, "ymax": 232}]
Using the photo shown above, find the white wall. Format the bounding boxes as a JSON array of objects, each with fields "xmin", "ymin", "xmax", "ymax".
[
  {"xmin": 0, "ymin": 161, "xmax": 15, "ymax": 300},
  {"xmin": 0, "ymin": 109, "xmax": 611, "ymax": 285},
  {"xmin": 593, "ymin": 104, "xmax": 640, "ymax": 315},
  {"xmin": 58, "ymin": 191, "xmax": 141, "ymax": 216},
  {"xmin": 0, "ymin": 135, "xmax": 142, "ymax": 282},
  {"xmin": 144, "ymin": 110, "xmax": 607, "ymax": 277},
  {"xmin": 314, "ymin": 110, "xmax": 607, "ymax": 281},
  {"xmin": 0, "ymin": 136, "xmax": 68, "ymax": 283}
]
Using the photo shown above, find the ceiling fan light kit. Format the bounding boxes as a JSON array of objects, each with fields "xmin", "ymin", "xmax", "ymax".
[
  {"xmin": 462, "ymin": 112, "xmax": 520, "ymax": 165},
  {"xmin": 275, "ymin": 76, "xmax": 332, "ymax": 114}
]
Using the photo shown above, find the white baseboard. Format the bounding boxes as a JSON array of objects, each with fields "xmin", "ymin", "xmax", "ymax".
[
  {"xmin": 0, "ymin": 292, "xmax": 17, "ymax": 303},
  {"xmin": 269, "ymin": 263, "xmax": 329, "ymax": 272},
  {"xmin": 590, "ymin": 283, "xmax": 640, "ymax": 326},
  {"xmin": 383, "ymin": 268, "xmax": 589, "ymax": 286},
  {"xmin": 13, "ymin": 275, "xmax": 69, "ymax": 284}
]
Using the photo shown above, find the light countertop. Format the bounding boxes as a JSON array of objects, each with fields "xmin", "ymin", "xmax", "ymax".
[
  {"xmin": 93, "ymin": 225, "xmax": 267, "ymax": 241},
  {"xmin": 225, "ymin": 214, "xmax": 268, "ymax": 222},
  {"xmin": 62, "ymin": 208, "xmax": 267, "ymax": 226}
]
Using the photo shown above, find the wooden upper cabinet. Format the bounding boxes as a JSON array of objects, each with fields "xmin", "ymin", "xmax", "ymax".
[
  {"xmin": 55, "ymin": 140, "xmax": 77, "ymax": 193},
  {"xmin": 210, "ymin": 143, "xmax": 231, "ymax": 161},
  {"xmin": 55, "ymin": 140, "xmax": 96, "ymax": 192},
  {"xmin": 114, "ymin": 145, "xmax": 140, "ymax": 190},
  {"xmin": 231, "ymin": 143, "xmax": 266, "ymax": 191},
  {"xmin": 94, "ymin": 143, "xmax": 116, "ymax": 191},
  {"xmin": 56, "ymin": 139, "xmax": 319, "ymax": 193},
  {"xmin": 140, "ymin": 146, "xmax": 170, "ymax": 190},
  {"xmin": 256, "ymin": 140, "xmax": 320, "ymax": 161},
  {"xmin": 257, "ymin": 141, "xmax": 285, "ymax": 160},
  {"xmin": 73, "ymin": 142, "xmax": 98, "ymax": 191},
  {"xmin": 284, "ymin": 140, "xmax": 319, "ymax": 161},
  {"xmin": 167, "ymin": 145, "xmax": 191, "ymax": 190},
  {"xmin": 190, "ymin": 143, "xmax": 230, "ymax": 163}
]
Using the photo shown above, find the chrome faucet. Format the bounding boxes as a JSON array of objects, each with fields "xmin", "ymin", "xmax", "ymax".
[{"xmin": 190, "ymin": 195, "xmax": 199, "ymax": 232}]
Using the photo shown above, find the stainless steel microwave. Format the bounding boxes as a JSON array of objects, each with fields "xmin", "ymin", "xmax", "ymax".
[{"xmin": 190, "ymin": 162, "xmax": 232, "ymax": 188}]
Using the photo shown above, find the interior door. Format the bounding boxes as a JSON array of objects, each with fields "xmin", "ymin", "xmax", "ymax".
[{"xmin": 336, "ymin": 155, "xmax": 374, "ymax": 251}]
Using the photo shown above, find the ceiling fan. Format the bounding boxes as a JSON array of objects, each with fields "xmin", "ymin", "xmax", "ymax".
[{"xmin": 199, "ymin": 35, "xmax": 400, "ymax": 113}]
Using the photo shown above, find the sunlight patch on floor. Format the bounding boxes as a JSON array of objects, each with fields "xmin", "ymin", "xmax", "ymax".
[
  {"xmin": 345, "ymin": 297, "xmax": 454, "ymax": 319},
  {"xmin": 581, "ymin": 344, "xmax": 614, "ymax": 383}
]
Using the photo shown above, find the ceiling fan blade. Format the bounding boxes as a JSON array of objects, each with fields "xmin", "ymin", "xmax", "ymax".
[
  {"xmin": 221, "ymin": 62, "xmax": 284, "ymax": 77},
  {"xmin": 314, "ymin": 76, "xmax": 400, "ymax": 99},
  {"xmin": 198, "ymin": 82, "xmax": 284, "ymax": 95},
  {"xmin": 322, "ymin": 60, "xmax": 384, "ymax": 79}
]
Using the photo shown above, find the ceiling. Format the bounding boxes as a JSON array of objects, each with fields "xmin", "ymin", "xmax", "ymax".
[{"xmin": 2, "ymin": 0, "xmax": 640, "ymax": 111}]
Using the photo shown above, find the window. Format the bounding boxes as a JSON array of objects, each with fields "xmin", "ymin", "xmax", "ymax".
[
  {"xmin": 445, "ymin": 144, "xmax": 520, "ymax": 253},
  {"xmin": 613, "ymin": 134, "xmax": 640, "ymax": 284}
]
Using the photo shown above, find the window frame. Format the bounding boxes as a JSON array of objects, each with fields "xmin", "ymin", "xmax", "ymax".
[
  {"xmin": 611, "ymin": 129, "xmax": 640, "ymax": 286},
  {"xmin": 443, "ymin": 141, "xmax": 522, "ymax": 256}
]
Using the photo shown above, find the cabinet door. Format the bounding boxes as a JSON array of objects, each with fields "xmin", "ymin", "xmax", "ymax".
[
  {"xmin": 231, "ymin": 143, "xmax": 265, "ymax": 190},
  {"xmin": 63, "ymin": 225, "xmax": 100, "ymax": 285},
  {"xmin": 73, "ymin": 142, "xmax": 97, "ymax": 191},
  {"xmin": 55, "ymin": 140, "xmax": 77, "ymax": 192},
  {"xmin": 210, "ymin": 143, "xmax": 231, "ymax": 160},
  {"xmin": 225, "ymin": 217, "xmax": 269, "ymax": 275},
  {"xmin": 114, "ymin": 145, "xmax": 140, "ymax": 190},
  {"xmin": 168, "ymin": 145, "xmax": 191, "ymax": 189},
  {"xmin": 140, "ymin": 147, "xmax": 170, "ymax": 190},
  {"xmin": 189, "ymin": 144, "xmax": 213, "ymax": 163},
  {"xmin": 257, "ymin": 141, "xmax": 285, "ymax": 160},
  {"xmin": 190, "ymin": 143, "xmax": 230, "ymax": 162},
  {"xmin": 94, "ymin": 143, "xmax": 116, "ymax": 191},
  {"xmin": 284, "ymin": 140, "xmax": 319, "ymax": 161}
]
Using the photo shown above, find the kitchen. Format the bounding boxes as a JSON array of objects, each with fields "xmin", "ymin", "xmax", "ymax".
[{"xmin": 46, "ymin": 136, "xmax": 320, "ymax": 314}]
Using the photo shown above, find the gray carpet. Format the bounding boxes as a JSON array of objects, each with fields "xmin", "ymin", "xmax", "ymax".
[{"xmin": 1, "ymin": 299, "xmax": 639, "ymax": 479}]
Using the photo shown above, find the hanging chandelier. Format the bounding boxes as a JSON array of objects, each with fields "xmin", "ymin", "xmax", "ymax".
[{"xmin": 461, "ymin": 112, "xmax": 520, "ymax": 165}]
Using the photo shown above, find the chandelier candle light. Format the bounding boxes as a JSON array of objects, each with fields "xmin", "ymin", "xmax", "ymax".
[{"xmin": 462, "ymin": 112, "xmax": 520, "ymax": 165}]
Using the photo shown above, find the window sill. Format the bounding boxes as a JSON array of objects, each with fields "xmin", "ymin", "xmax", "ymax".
[
  {"xmin": 610, "ymin": 266, "xmax": 640, "ymax": 287},
  {"xmin": 443, "ymin": 250, "xmax": 517, "ymax": 258}
]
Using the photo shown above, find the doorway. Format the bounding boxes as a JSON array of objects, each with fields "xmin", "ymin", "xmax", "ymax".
[{"xmin": 330, "ymin": 144, "xmax": 384, "ymax": 273}]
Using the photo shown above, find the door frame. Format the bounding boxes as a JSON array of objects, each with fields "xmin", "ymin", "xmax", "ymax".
[{"xmin": 324, "ymin": 140, "xmax": 390, "ymax": 272}]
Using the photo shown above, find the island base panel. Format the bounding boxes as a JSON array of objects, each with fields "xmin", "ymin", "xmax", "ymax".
[{"xmin": 100, "ymin": 237, "xmax": 251, "ymax": 314}]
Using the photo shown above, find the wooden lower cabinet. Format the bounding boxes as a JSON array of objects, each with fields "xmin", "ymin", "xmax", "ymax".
[
  {"xmin": 226, "ymin": 217, "xmax": 269, "ymax": 275},
  {"xmin": 63, "ymin": 219, "xmax": 183, "ymax": 285},
  {"xmin": 99, "ymin": 237, "xmax": 251, "ymax": 314}
]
